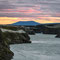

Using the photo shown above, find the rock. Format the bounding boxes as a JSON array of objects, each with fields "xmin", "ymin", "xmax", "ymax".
[
  {"xmin": 0, "ymin": 28, "xmax": 31, "ymax": 44},
  {"xmin": 3, "ymin": 31, "xmax": 31, "ymax": 44},
  {"xmin": 37, "ymin": 24, "xmax": 59, "ymax": 34},
  {"xmin": 0, "ymin": 27, "xmax": 31, "ymax": 60},
  {"xmin": 0, "ymin": 29, "xmax": 14, "ymax": 60},
  {"xmin": 26, "ymin": 30, "xmax": 35, "ymax": 35},
  {"xmin": 55, "ymin": 29, "xmax": 60, "ymax": 38},
  {"xmin": 56, "ymin": 34, "xmax": 60, "ymax": 38}
]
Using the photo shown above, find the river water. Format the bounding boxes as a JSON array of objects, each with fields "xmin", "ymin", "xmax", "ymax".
[{"xmin": 10, "ymin": 33, "xmax": 60, "ymax": 60}]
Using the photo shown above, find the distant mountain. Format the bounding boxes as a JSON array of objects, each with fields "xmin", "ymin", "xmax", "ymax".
[{"xmin": 12, "ymin": 21, "xmax": 40, "ymax": 26}]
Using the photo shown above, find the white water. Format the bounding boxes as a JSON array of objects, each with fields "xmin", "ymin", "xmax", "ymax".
[{"xmin": 10, "ymin": 33, "xmax": 60, "ymax": 60}]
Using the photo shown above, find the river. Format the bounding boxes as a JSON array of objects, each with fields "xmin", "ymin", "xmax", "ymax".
[{"xmin": 10, "ymin": 33, "xmax": 60, "ymax": 60}]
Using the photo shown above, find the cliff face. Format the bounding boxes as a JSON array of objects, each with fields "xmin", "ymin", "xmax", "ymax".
[
  {"xmin": 0, "ymin": 27, "xmax": 31, "ymax": 60},
  {"xmin": 0, "ymin": 29, "xmax": 14, "ymax": 60},
  {"xmin": 1, "ymin": 28, "xmax": 31, "ymax": 44},
  {"xmin": 3, "ymin": 32, "xmax": 31, "ymax": 44}
]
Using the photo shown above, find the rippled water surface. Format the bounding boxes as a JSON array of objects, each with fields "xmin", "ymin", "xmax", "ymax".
[{"xmin": 10, "ymin": 33, "xmax": 60, "ymax": 60}]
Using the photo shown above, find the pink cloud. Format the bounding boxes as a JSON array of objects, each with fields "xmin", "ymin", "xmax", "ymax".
[{"xmin": 0, "ymin": 8, "xmax": 42, "ymax": 14}]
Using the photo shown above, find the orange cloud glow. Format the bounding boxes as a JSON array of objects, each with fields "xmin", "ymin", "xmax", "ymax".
[
  {"xmin": 0, "ymin": 17, "xmax": 60, "ymax": 24},
  {"xmin": 0, "ymin": 17, "xmax": 19, "ymax": 24}
]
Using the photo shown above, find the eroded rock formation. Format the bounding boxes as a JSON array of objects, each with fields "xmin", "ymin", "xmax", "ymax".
[{"xmin": 0, "ymin": 27, "xmax": 31, "ymax": 60}]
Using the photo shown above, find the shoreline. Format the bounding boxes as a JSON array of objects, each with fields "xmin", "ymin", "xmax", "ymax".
[{"xmin": 0, "ymin": 27, "xmax": 31, "ymax": 60}]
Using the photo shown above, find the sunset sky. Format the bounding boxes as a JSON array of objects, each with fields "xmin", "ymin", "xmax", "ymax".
[{"xmin": 0, "ymin": 0, "xmax": 60, "ymax": 24}]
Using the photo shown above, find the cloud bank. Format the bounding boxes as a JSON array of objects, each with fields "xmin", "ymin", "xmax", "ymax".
[{"xmin": 0, "ymin": 0, "xmax": 60, "ymax": 24}]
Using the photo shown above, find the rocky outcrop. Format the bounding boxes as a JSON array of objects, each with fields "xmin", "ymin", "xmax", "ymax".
[
  {"xmin": 0, "ymin": 27, "xmax": 31, "ymax": 60},
  {"xmin": 23, "ymin": 26, "xmax": 35, "ymax": 35},
  {"xmin": 26, "ymin": 30, "xmax": 35, "ymax": 35},
  {"xmin": 1, "ymin": 28, "xmax": 31, "ymax": 44},
  {"xmin": 0, "ymin": 29, "xmax": 14, "ymax": 60},
  {"xmin": 56, "ymin": 33, "xmax": 60, "ymax": 38},
  {"xmin": 55, "ymin": 29, "xmax": 60, "ymax": 38},
  {"xmin": 3, "ymin": 32, "xmax": 31, "ymax": 44},
  {"xmin": 37, "ymin": 24, "xmax": 60, "ymax": 34}
]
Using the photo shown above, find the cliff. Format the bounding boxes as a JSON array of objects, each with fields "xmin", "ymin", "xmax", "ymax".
[
  {"xmin": 0, "ymin": 29, "xmax": 14, "ymax": 60},
  {"xmin": 0, "ymin": 26, "xmax": 31, "ymax": 60},
  {"xmin": 1, "ymin": 28, "xmax": 31, "ymax": 44}
]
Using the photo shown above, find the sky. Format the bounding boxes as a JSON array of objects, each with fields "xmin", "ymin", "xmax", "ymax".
[{"xmin": 0, "ymin": 0, "xmax": 60, "ymax": 24}]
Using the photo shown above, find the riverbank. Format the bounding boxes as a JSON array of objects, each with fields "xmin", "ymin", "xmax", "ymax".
[
  {"xmin": 0, "ymin": 29, "xmax": 14, "ymax": 60},
  {"xmin": 0, "ymin": 26, "xmax": 31, "ymax": 60}
]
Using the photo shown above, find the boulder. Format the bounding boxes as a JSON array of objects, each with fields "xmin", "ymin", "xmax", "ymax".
[
  {"xmin": 55, "ymin": 29, "xmax": 60, "ymax": 38},
  {"xmin": 56, "ymin": 33, "xmax": 60, "ymax": 38}
]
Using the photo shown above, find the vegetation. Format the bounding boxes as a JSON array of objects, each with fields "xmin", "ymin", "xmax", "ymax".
[
  {"xmin": 0, "ymin": 30, "xmax": 14, "ymax": 60},
  {"xmin": 0, "ymin": 25, "xmax": 31, "ymax": 60}
]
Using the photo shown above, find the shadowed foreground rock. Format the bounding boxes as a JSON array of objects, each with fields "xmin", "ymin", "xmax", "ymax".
[
  {"xmin": 56, "ymin": 34, "xmax": 60, "ymax": 38},
  {"xmin": 0, "ymin": 28, "xmax": 31, "ymax": 60},
  {"xmin": 55, "ymin": 32, "xmax": 60, "ymax": 38},
  {"xmin": 55, "ymin": 29, "xmax": 60, "ymax": 38},
  {"xmin": 0, "ymin": 30, "xmax": 14, "ymax": 60},
  {"xmin": 3, "ymin": 32, "xmax": 31, "ymax": 44}
]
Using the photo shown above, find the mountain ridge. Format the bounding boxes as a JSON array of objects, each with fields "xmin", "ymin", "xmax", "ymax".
[{"xmin": 12, "ymin": 21, "xmax": 40, "ymax": 26}]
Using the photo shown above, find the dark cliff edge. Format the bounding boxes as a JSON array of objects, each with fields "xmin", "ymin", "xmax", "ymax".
[
  {"xmin": 0, "ymin": 26, "xmax": 31, "ymax": 60},
  {"xmin": 3, "ymin": 32, "xmax": 31, "ymax": 44},
  {"xmin": 0, "ymin": 29, "xmax": 14, "ymax": 60}
]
